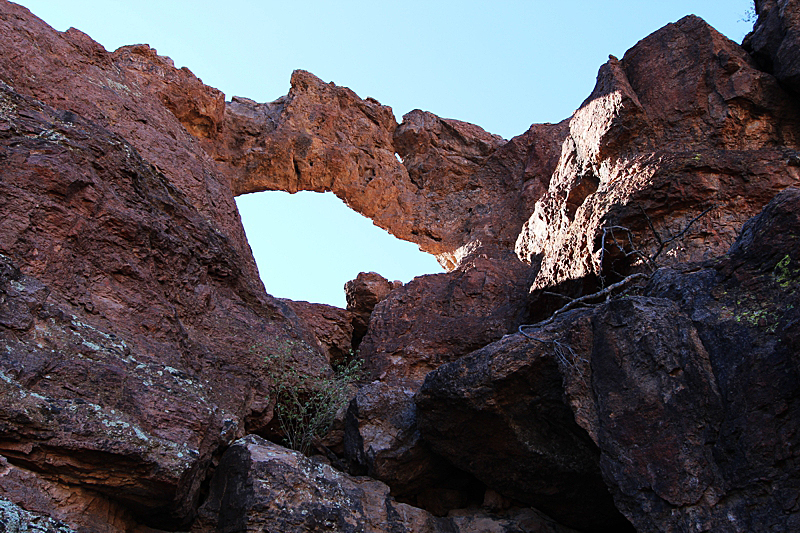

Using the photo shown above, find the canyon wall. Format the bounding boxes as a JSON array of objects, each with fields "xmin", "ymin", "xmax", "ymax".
[{"xmin": 1, "ymin": 0, "xmax": 799, "ymax": 531}]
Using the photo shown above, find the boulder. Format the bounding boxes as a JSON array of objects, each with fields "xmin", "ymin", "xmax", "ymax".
[
  {"xmin": 358, "ymin": 250, "xmax": 537, "ymax": 388},
  {"xmin": 343, "ymin": 381, "xmax": 483, "ymax": 514},
  {"xmin": 192, "ymin": 435, "xmax": 579, "ymax": 533},
  {"xmin": 344, "ymin": 272, "xmax": 396, "ymax": 345},
  {"xmin": 745, "ymin": 0, "xmax": 800, "ymax": 95},
  {"xmin": 283, "ymin": 299, "xmax": 356, "ymax": 365},
  {"xmin": 415, "ymin": 327, "xmax": 633, "ymax": 533}
]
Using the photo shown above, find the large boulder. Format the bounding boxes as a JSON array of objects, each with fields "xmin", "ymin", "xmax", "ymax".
[
  {"xmin": 415, "ymin": 327, "xmax": 633, "ymax": 533},
  {"xmin": 192, "ymin": 435, "xmax": 579, "ymax": 533},
  {"xmin": 358, "ymin": 250, "xmax": 537, "ymax": 388},
  {"xmin": 745, "ymin": 0, "xmax": 800, "ymax": 96},
  {"xmin": 344, "ymin": 272, "xmax": 397, "ymax": 345},
  {"xmin": 343, "ymin": 381, "xmax": 483, "ymax": 514}
]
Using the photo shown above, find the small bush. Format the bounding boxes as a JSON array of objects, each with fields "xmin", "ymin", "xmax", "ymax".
[{"xmin": 258, "ymin": 341, "xmax": 362, "ymax": 455}]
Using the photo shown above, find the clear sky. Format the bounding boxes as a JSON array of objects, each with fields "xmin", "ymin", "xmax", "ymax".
[{"xmin": 14, "ymin": 0, "xmax": 755, "ymax": 307}]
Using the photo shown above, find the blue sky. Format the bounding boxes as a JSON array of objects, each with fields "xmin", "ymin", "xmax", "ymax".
[{"xmin": 16, "ymin": 1, "xmax": 755, "ymax": 307}]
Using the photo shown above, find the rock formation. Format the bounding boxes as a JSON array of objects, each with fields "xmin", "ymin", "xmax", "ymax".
[{"xmin": 1, "ymin": 0, "xmax": 800, "ymax": 531}]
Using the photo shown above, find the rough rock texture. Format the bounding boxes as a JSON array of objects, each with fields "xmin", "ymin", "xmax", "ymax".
[
  {"xmin": 415, "ymin": 331, "xmax": 632, "ymax": 533},
  {"xmin": 358, "ymin": 251, "xmax": 537, "ymax": 388},
  {"xmin": 517, "ymin": 15, "xmax": 800, "ymax": 292},
  {"xmin": 0, "ymin": 456, "xmax": 155, "ymax": 533},
  {"xmin": 0, "ymin": 3, "xmax": 328, "ymax": 528},
  {"xmin": 0, "ymin": 497, "xmax": 75, "ymax": 533},
  {"xmin": 418, "ymin": 189, "xmax": 800, "ymax": 532},
  {"xmin": 3, "ymin": 1, "xmax": 800, "ymax": 531},
  {"xmin": 283, "ymin": 299, "xmax": 355, "ymax": 365},
  {"xmin": 192, "ymin": 435, "xmax": 578, "ymax": 533},
  {"xmin": 343, "ymin": 381, "xmax": 483, "ymax": 514},
  {"xmin": 344, "ymin": 272, "xmax": 396, "ymax": 346},
  {"xmin": 216, "ymin": 72, "xmax": 567, "ymax": 268},
  {"xmin": 745, "ymin": 0, "xmax": 800, "ymax": 95}
]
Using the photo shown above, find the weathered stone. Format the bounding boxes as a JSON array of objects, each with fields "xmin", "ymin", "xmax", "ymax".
[
  {"xmin": 0, "ymin": 60, "xmax": 326, "ymax": 529},
  {"xmin": 517, "ymin": 15, "xmax": 800, "ymax": 292},
  {"xmin": 343, "ymin": 381, "xmax": 482, "ymax": 513},
  {"xmin": 192, "ymin": 435, "xmax": 579, "ymax": 533},
  {"xmin": 359, "ymin": 251, "xmax": 537, "ymax": 388},
  {"xmin": 283, "ymin": 299, "xmax": 355, "ymax": 365},
  {"xmin": 0, "ymin": 497, "xmax": 76, "ymax": 533},
  {"xmin": 216, "ymin": 71, "xmax": 566, "ymax": 268},
  {"xmin": 344, "ymin": 272, "xmax": 395, "ymax": 346},
  {"xmin": 745, "ymin": 0, "xmax": 800, "ymax": 96},
  {"xmin": 415, "ymin": 329, "xmax": 633, "ymax": 533},
  {"xmin": 0, "ymin": 456, "xmax": 155, "ymax": 533}
]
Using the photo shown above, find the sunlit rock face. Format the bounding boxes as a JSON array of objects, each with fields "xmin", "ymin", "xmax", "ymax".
[
  {"xmin": 517, "ymin": 15, "xmax": 800, "ymax": 292},
  {"xmin": 213, "ymin": 69, "xmax": 568, "ymax": 269}
]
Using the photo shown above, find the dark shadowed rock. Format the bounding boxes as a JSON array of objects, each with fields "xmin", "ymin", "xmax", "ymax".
[
  {"xmin": 745, "ymin": 0, "xmax": 800, "ymax": 95},
  {"xmin": 343, "ymin": 381, "xmax": 483, "ymax": 514},
  {"xmin": 415, "ymin": 329, "xmax": 633, "ymax": 533},
  {"xmin": 192, "ymin": 435, "xmax": 579, "ymax": 533}
]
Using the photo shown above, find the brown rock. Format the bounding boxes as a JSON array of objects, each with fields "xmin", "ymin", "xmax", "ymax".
[
  {"xmin": 344, "ymin": 272, "xmax": 395, "ymax": 345},
  {"xmin": 358, "ymin": 251, "xmax": 537, "ymax": 388},
  {"xmin": 192, "ymin": 435, "xmax": 579, "ymax": 533},
  {"xmin": 745, "ymin": 0, "xmax": 800, "ymax": 95},
  {"xmin": 342, "ymin": 381, "xmax": 483, "ymax": 514},
  {"xmin": 215, "ymin": 70, "xmax": 566, "ymax": 268},
  {"xmin": 0, "ymin": 52, "xmax": 326, "ymax": 529},
  {"xmin": 0, "ymin": 456, "xmax": 159, "ymax": 533},
  {"xmin": 517, "ymin": 15, "xmax": 800, "ymax": 292},
  {"xmin": 283, "ymin": 299, "xmax": 355, "ymax": 365},
  {"xmin": 0, "ymin": 2, "xmax": 254, "ymax": 280}
]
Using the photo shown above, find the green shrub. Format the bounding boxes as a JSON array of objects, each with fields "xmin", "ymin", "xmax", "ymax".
[{"xmin": 258, "ymin": 341, "xmax": 362, "ymax": 455}]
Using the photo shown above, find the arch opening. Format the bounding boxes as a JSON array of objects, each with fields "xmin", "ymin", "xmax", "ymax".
[{"xmin": 236, "ymin": 190, "xmax": 442, "ymax": 308}]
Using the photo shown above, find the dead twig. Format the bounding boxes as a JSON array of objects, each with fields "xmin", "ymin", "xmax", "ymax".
[{"xmin": 527, "ymin": 272, "xmax": 649, "ymax": 330}]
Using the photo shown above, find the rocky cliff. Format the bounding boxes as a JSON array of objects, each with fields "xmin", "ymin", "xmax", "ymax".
[{"xmin": 1, "ymin": 0, "xmax": 799, "ymax": 532}]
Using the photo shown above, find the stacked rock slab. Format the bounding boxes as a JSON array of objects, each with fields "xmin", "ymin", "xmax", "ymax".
[{"xmin": 417, "ymin": 188, "xmax": 800, "ymax": 532}]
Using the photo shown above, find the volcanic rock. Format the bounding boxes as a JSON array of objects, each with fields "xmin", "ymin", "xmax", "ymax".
[
  {"xmin": 358, "ymin": 250, "xmax": 537, "ymax": 388},
  {"xmin": 0, "ymin": 17, "xmax": 328, "ymax": 528},
  {"xmin": 0, "ymin": 497, "xmax": 76, "ymax": 533},
  {"xmin": 415, "ymin": 327, "xmax": 633, "ymax": 533},
  {"xmin": 745, "ymin": 0, "xmax": 800, "ymax": 95},
  {"xmin": 344, "ymin": 272, "xmax": 396, "ymax": 346},
  {"xmin": 216, "ymin": 71, "xmax": 567, "ymax": 268},
  {"xmin": 283, "ymin": 299, "xmax": 356, "ymax": 366},
  {"xmin": 517, "ymin": 15, "xmax": 800, "ymax": 292},
  {"xmin": 192, "ymin": 435, "xmax": 579, "ymax": 533},
  {"xmin": 418, "ymin": 188, "xmax": 800, "ymax": 532},
  {"xmin": 342, "ymin": 381, "xmax": 483, "ymax": 514}
]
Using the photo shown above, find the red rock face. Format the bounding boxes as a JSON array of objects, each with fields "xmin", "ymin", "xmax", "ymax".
[
  {"xmin": 0, "ymin": 3, "xmax": 327, "ymax": 528},
  {"xmin": 213, "ymin": 70, "xmax": 567, "ymax": 268},
  {"xmin": 517, "ymin": 15, "xmax": 800, "ymax": 292},
  {"xmin": 3, "ymin": 1, "xmax": 800, "ymax": 532}
]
